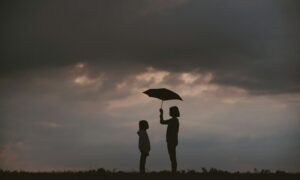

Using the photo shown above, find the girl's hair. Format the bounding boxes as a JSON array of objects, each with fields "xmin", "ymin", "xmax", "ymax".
[
  {"xmin": 139, "ymin": 120, "xmax": 149, "ymax": 130},
  {"xmin": 169, "ymin": 106, "xmax": 180, "ymax": 117}
]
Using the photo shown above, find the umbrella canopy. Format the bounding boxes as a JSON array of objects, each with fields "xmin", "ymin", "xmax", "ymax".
[{"xmin": 143, "ymin": 88, "xmax": 183, "ymax": 108}]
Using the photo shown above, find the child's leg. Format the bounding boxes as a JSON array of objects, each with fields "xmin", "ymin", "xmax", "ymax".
[
  {"xmin": 167, "ymin": 143, "xmax": 177, "ymax": 173},
  {"xmin": 139, "ymin": 153, "xmax": 147, "ymax": 173}
]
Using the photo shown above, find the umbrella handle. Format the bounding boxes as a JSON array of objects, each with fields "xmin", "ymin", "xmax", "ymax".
[{"xmin": 160, "ymin": 100, "xmax": 163, "ymax": 109}]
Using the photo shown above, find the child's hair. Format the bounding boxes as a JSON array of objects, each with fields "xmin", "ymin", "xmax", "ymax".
[
  {"xmin": 139, "ymin": 120, "xmax": 149, "ymax": 130},
  {"xmin": 169, "ymin": 106, "xmax": 180, "ymax": 117}
]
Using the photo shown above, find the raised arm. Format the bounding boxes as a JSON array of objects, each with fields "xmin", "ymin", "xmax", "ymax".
[{"xmin": 160, "ymin": 108, "xmax": 171, "ymax": 125}]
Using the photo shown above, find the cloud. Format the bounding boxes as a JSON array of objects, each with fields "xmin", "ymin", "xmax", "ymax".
[{"xmin": 1, "ymin": 0, "xmax": 300, "ymax": 94}]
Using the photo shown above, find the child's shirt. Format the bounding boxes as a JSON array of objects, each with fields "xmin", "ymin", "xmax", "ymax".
[{"xmin": 137, "ymin": 130, "xmax": 150, "ymax": 154}]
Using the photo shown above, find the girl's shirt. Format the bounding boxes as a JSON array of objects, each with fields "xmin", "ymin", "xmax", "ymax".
[
  {"xmin": 160, "ymin": 117, "xmax": 179, "ymax": 145},
  {"xmin": 137, "ymin": 130, "xmax": 150, "ymax": 153}
]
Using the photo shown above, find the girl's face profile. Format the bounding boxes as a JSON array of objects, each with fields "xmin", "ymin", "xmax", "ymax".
[{"xmin": 169, "ymin": 106, "xmax": 180, "ymax": 117}]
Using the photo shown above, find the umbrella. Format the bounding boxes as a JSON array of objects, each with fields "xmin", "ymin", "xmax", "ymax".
[{"xmin": 143, "ymin": 88, "xmax": 183, "ymax": 108}]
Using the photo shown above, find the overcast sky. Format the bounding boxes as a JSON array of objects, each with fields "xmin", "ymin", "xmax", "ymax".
[{"xmin": 0, "ymin": 0, "xmax": 300, "ymax": 172}]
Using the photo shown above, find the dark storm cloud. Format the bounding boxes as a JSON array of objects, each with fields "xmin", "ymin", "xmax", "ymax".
[{"xmin": 1, "ymin": 0, "xmax": 300, "ymax": 93}]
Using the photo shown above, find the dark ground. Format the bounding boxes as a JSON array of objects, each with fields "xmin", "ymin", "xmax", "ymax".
[{"xmin": 1, "ymin": 169, "xmax": 300, "ymax": 180}]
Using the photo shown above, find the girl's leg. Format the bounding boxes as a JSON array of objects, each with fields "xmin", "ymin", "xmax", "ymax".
[
  {"xmin": 167, "ymin": 143, "xmax": 177, "ymax": 173},
  {"xmin": 139, "ymin": 153, "xmax": 147, "ymax": 173}
]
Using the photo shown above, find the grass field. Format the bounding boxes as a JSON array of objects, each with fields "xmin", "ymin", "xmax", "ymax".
[{"xmin": 1, "ymin": 168, "xmax": 299, "ymax": 180}]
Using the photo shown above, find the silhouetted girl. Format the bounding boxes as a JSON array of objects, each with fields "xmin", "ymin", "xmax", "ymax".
[
  {"xmin": 159, "ymin": 106, "xmax": 180, "ymax": 173},
  {"xmin": 137, "ymin": 120, "xmax": 150, "ymax": 173}
]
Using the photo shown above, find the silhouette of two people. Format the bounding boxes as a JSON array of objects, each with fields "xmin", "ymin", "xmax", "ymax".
[{"xmin": 137, "ymin": 106, "xmax": 180, "ymax": 173}]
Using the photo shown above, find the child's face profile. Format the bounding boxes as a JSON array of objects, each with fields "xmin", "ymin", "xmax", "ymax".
[{"xmin": 139, "ymin": 121, "xmax": 149, "ymax": 130}]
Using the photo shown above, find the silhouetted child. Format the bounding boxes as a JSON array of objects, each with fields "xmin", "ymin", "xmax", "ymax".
[
  {"xmin": 137, "ymin": 120, "xmax": 150, "ymax": 173},
  {"xmin": 160, "ymin": 106, "xmax": 180, "ymax": 173}
]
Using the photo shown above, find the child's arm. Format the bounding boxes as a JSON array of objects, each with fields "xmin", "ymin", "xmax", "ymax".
[{"xmin": 160, "ymin": 108, "xmax": 171, "ymax": 125}]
